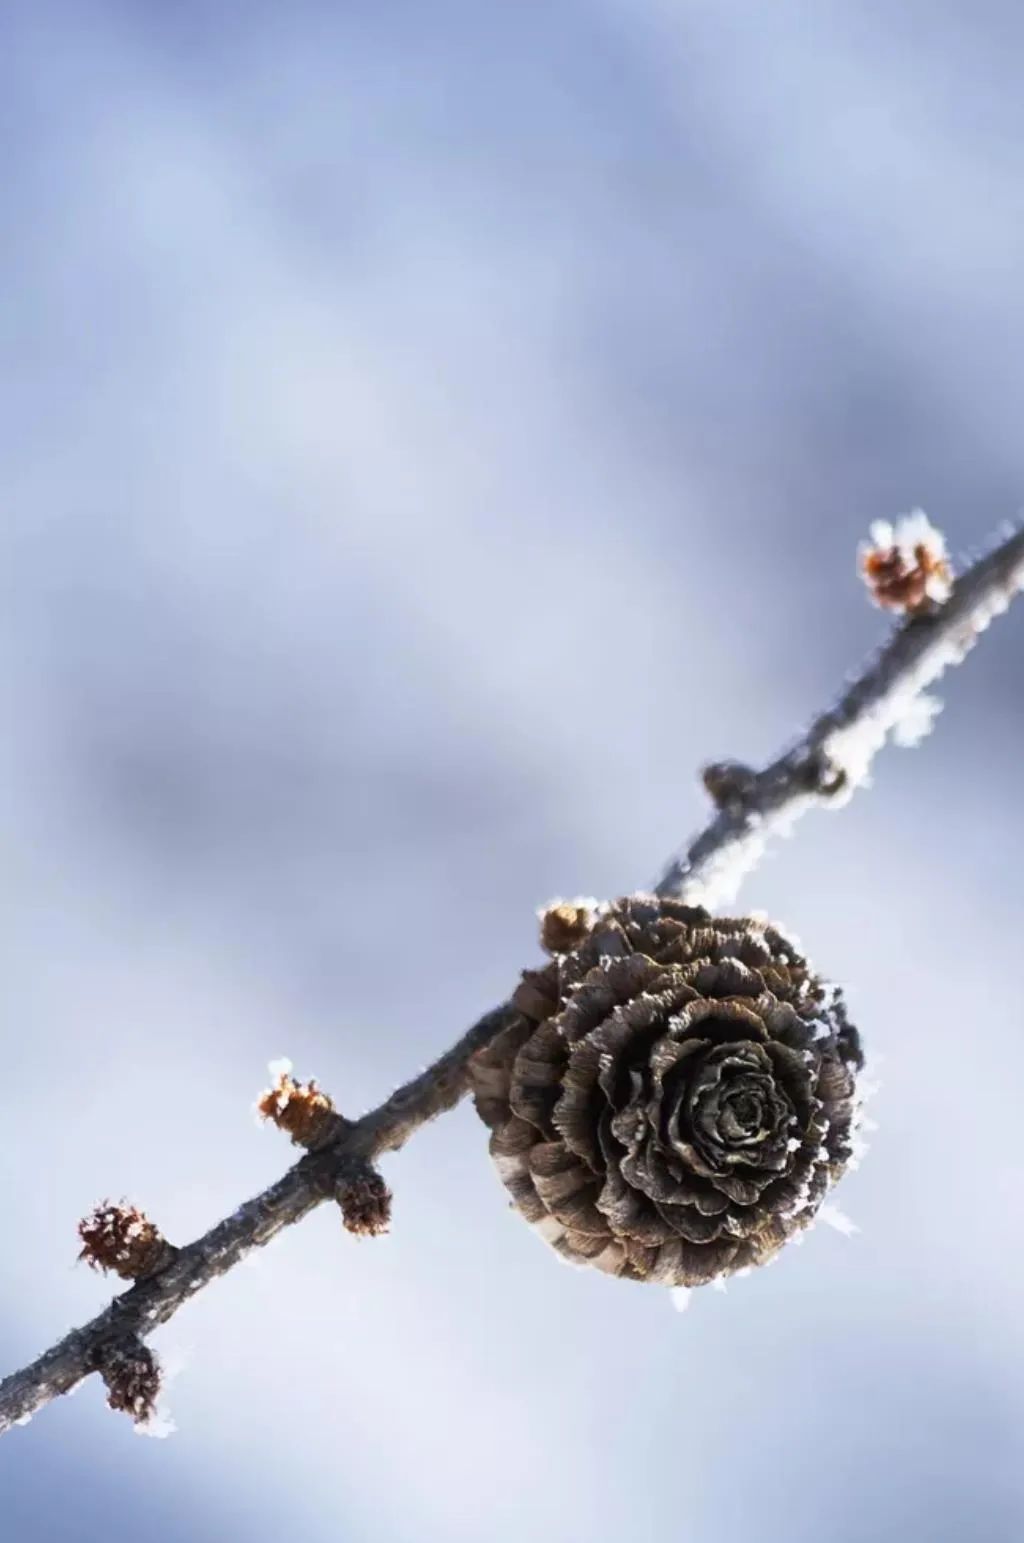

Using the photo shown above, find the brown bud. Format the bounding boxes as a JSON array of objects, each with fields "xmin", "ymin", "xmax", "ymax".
[
  {"xmin": 860, "ymin": 512, "xmax": 953, "ymax": 615},
  {"xmin": 470, "ymin": 893, "xmax": 863, "ymax": 1290},
  {"xmin": 78, "ymin": 1202, "xmax": 175, "ymax": 1281},
  {"xmin": 258, "ymin": 1062, "xmax": 342, "ymax": 1149},
  {"xmin": 539, "ymin": 899, "xmax": 599, "ymax": 957},
  {"xmin": 99, "ymin": 1338, "xmax": 162, "ymax": 1426},
  {"xmin": 336, "ymin": 1163, "xmax": 392, "ymax": 1237}
]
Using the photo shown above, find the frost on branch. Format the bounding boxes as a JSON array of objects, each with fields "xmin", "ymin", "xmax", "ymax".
[
  {"xmin": 821, "ymin": 682, "xmax": 947, "ymax": 795},
  {"xmin": 860, "ymin": 511, "xmax": 953, "ymax": 615}
]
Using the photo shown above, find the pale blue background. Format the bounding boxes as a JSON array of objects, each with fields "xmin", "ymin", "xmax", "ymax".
[{"xmin": 3, "ymin": 3, "xmax": 1024, "ymax": 1540}]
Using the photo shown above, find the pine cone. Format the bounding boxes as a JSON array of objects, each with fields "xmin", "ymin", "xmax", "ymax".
[{"xmin": 470, "ymin": 895, "xmax": 863, "ymax": 1288}]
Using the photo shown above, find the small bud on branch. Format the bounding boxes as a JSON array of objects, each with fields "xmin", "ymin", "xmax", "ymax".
[
  {"xmin": 258, "ymin": 1063, "xmax": 346, "ymax": 1150},
  {"xmin": 538, "ymin": 898, "xmax": 601, "ymax": 956},
  {"xmin": 98, "ymin": 1338, "xmax": 162, "ymax": 1426},
  {"xmin": 78, "ymin": 1202, "xmax": 176, "ymax": 1281},
  {"xmin": 860, "ymin": 510, "xmax": 953, "ymax": 615},
  {"xmin": 336, "ymin": 1163, "xmax": 393, "ymax": 1237}
]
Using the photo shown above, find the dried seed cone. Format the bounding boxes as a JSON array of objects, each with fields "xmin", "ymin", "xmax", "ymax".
[{"xmin": 470, "ymin": 895, "xmax": 863, "ymax": 1288}]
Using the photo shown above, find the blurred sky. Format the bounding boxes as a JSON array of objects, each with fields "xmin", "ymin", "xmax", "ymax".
[{"xmin": 3, "ymin": 2, "xmax": 1024, "ymax": 1540}]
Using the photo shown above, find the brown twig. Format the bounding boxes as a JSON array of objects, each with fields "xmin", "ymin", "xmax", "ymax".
[{"xmin": 2, "ymin": 524, "xmax": 1022, "ymax": 1438}]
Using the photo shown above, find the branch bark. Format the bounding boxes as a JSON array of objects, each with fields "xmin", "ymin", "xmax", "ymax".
[{"xmin": 2, "ymin": 524, "xmax": 1022, "ymax": 1438}]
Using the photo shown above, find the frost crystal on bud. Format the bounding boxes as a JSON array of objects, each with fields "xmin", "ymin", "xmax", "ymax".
[
  {"xmin": 860, "ymin": 510, "xmax": 953, "ymax": 614},
  {"xmin": 258, "ymin": 1067, "xmax": 339, "ymax": 1149},
  {"xmin": 470, "ymin": 895, "xmax": 863, "ymax": 1289},
  {"xmin": 78, "ymin": 1202, "xmax": 173, "ymax": 1281}
]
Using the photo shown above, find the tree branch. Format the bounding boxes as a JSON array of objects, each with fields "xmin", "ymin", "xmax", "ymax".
[
  {"xmin": 2, "ymin": 524, "xmax": 1022, "ymax": 1439},
  {"xmin": 655, "ymin": 525, "xmax": 1024, "ymax": 904},
  {"xmin": 0, "ymin": 1005, "xmax": 513, "ymax": 1434}
]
